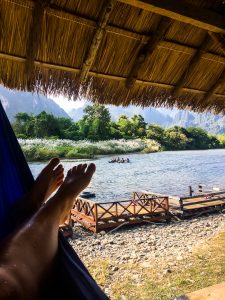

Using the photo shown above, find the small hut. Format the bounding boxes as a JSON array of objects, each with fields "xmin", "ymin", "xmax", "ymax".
[{"xmin": 0, "ymin": 0, "xmax": 225, "ymax": 113}]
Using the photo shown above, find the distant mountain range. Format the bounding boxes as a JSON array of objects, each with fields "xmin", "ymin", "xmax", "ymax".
[
  {"xmin": 69, "ymin": 104, "xmax": 173, "ymax": 126},
  {"xmin": 69, "ymin": 103, "xmax": 225, "ymax": 134},
  {"xmin": 2, "ymin": 84, "xmax": 225, "ymax": 134},
  {"xmin": 0, "ymin": 86, "xmax": 69, "ymax": 121}
]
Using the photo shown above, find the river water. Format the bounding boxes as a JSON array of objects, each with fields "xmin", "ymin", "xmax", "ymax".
[{"xmin": 29, "ymin": 149, "xmax": 225, "ymax": 202}]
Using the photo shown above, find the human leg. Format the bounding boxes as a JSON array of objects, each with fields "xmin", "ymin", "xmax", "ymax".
[
  {"xmin": 10, "ymin": 158, "xmax": 64, "ymax": 226},
  {"xmin": 0, "ymin": 163, "xmax": 96, "ymax": 300}
]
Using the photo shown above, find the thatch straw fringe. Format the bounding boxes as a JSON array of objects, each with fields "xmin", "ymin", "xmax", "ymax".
[{"xmin": 1, "ymin": 50, "xmax": 225, "ymax": 97}]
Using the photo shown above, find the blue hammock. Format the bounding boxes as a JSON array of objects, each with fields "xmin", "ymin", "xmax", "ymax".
[{"xmin": 0, "ymin": 101, "xmax": 108, "ymax": 300}]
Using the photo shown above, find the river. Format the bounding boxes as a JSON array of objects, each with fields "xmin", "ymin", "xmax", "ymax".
[{"xmin": 29, "ymin": 149, "xmax": 225, "ymax": 202}]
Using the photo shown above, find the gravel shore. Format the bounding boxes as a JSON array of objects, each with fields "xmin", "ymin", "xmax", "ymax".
[{"xmin": 69, "ymin": 213, "xmax": 225, "ymax": 297}]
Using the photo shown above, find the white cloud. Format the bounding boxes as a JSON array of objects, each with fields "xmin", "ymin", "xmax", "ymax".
[{"xmin": 49, "ymin": 95, "xmax": 86, "ymax": 112}]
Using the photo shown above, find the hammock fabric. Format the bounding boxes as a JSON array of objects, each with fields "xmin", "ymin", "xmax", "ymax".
[{"xmin": 0, "ymin": 101, "xmax": 108, "ymax": 300}]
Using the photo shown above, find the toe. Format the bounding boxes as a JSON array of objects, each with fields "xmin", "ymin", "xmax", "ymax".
[
  {"xmin": 57, "ymin": 174, "xmax": 64, "ymax": 182},
  {"xmin": 86, "ymin": 163, "xmax": 96, "ymax": 177},
  {"xmin": 67, "ymin": 169, "xmax": 72, "ymax": 177},
  {"xmin": 77, "ymin": 164, "xmax": 83, "ymax": 172},
  {"xmin": 71, "ymin": 166, "xmax": 77, "ymax": 174},
  {"xmin": 81, "ymin": 164, "xmax": 87, "ymax": 173},
  {"xmin": 47, "ymin": 158, "xmax": 60, "ymax": 170},
  {"xmin": 54, "ymin": 164, "xmax": 64, "ymax": 174}
]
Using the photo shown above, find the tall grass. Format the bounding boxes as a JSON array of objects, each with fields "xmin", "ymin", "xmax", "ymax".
[{"xmin": 19, "ymin": 138, "xmax": 160, "ymax": 161}]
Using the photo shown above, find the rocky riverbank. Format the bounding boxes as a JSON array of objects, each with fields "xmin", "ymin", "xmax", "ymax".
[{"xmin": 69, "ymin": 213, "xmax": 225, "ymax": 298}]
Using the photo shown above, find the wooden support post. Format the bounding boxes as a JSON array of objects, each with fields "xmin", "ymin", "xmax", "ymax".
[
  {"xmin": 79, "ymin": 0, "xmax": 115, "ymax": 84},
  {"xmin": 189, "ymin": 186, "xmax": 194, "ymax": 197},
  {"xmin": 173, "ymin": 34, "xmax": 210, "ymax": 96},
  {"xmin": 126, "ymin": 16, "xmax": 172, "ymax": 88},
  {"xmin": 179, "ymin": 199, "xmax": 184, "ymax": 211},
  {"xmin": 204, "ymin": 68, "xmax": 225, "ymax": 102},
  {"xmin": 26, "ymin": 0, "xmax": 50, "ymax": 81},
  {"xmin": 116, "ymin": 202, "xmax": 118, "ymax": 218}
]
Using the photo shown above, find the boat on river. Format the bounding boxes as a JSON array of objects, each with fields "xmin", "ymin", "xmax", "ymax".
[
  {"xmin": 80, "ymin": 191, "xmax": 96, "ymax": 199},
  {"xmin": 108, "ymin": 158, "xmax": 130, "ymax": 163}
]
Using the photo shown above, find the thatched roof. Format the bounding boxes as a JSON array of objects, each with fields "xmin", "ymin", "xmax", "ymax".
[{"xmin": 1, "ymin": 0, "xmax": 225, "ymax": 112}]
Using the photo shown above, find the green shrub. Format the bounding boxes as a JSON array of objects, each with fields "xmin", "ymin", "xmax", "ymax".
[{"xmin": 16, "ymin": 133, "xmax": 27, "ymax": 139}]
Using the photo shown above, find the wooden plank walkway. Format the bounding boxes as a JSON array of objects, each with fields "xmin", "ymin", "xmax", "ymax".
[
  {"xmin": 145, "ymin": 190, "xmax": 225, "ymax": 216},
  {"xmin": 176, "ymin": 282, "xmax": 225, "ymax": 299},
  {"xmin": 70, "ymin": 192, "xmax": 170, "ymax": 233}
]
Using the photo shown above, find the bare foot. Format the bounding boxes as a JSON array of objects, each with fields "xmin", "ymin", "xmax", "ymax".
[
  {"xmin": 30, "ymin": 158, "xmax": 64, "ymax": 209},
  {"xmin": 55, "ymin": 163, "xmax": 96, "ymax": 223}
]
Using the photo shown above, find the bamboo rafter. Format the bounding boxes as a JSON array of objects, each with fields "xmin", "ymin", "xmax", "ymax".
[
  {"xmin": 79, "ymin": 0, "xmax": 115, "ymax": 84},
  {"xmin": 26, "ymin": 0, "xmax": 50, "ymax": 80}
]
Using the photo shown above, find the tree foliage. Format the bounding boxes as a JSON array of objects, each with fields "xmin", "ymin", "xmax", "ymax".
[{"xmin": 12, "ymin": 104, "xmax": 222, "ymax": 150}]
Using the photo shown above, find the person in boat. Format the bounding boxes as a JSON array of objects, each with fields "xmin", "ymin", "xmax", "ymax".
[
  {"xmin": 0, "ymin": 158, "xmax": 96, "ymax": 300},
  {"xmin": 116, "ymin": 157, "xmax": 120, "ymax": 162},
  {"xmin": 120, "ymin": 158, "xmax": 125, "ymax": 163},
  {"xmin": 109, "ymin": 157, "xmax": 116, "ymax": 163},
  {"xmin": 126, "ymin": 158, "xmax": 130, "ymax": 163}
]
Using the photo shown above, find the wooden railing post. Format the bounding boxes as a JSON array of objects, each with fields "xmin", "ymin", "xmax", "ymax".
[{"xmin": 94, "ymin": 203, "xmax": 98, "ymax": 233}]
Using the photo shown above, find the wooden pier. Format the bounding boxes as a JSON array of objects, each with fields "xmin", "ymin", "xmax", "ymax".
[
  {"xmin": 69, "ymin": 188, "xmax": 225, "ymax": 233},
  {"xmin": 70, "ymin": 192, "xmax": 170, "ymax": 233},
  {"xmin": 146, "ymin": 190, "xmax": 225, "ymax": 217}
]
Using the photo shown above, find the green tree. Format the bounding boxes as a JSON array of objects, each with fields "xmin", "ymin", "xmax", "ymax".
[
  {"xmin": 13, "ymin": 112, "xmax": 33, "ymax": 137},
  {"xmin": 217, "ymin": 134, "xmax": 225, "ymax": 148},
  {"xmin": 130, "ymin": 114, "xmax": 147, "ymax": 138},
  {"xmin": 32, "ymin": 112, "xmax": 60, "ymax": 138},
  {"xmin": 146, "ymin": 124, "xmax": 165, "ymax": 144},
  {"xmin": 110, "ymin": 121, "xmax": 123, "ymax": 139},
  {"xmin": 187, "ymin": 127, "xmax": 212, "ymax": 149},
  {"xmin": 78, "ymin": 104, "xmax": 112, "ymax": 140},
  {"xmin": 117, "ymin": 115, "xmax": 132, "ymax": 138}
]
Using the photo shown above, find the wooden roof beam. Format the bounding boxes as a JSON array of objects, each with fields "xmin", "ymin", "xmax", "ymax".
[
  {"xmin": 209, "ymin": 32, "xmax": 225, "ymax": 54},
  {"xmin": 117, "ymin": 0, "xmax": 225, "ymax": 34},
  {"xmin": 26, "ymin": 0, "xmax": 50, "ymax": 79},
  {"xmin": 126, "ymin": 16, "xmax": 172, "ymax": 88},
  {"xmin": 79, "ymin": 0, "xmax": 115, "ymax": 84},
  {"xmin": 173, "ymin": 34, "xmax": 210, "ymax": 96},
  {"xmin": 204, "ymin": 68, "xmax": 225, "ymax": 102}
]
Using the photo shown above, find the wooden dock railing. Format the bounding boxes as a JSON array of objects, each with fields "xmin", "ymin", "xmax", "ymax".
[{"xmin": 71, "ymin": 193, "xmax": 170, "ymax": 233}]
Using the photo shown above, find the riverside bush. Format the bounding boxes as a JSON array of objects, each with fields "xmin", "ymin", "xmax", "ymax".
[{"xmin": 19, "ymin": 138, "xmax": 160, "ymax": 161}]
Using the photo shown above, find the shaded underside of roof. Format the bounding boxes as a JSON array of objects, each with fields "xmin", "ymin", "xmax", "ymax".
[{"xmin": 1, "ymin": 0, "xmax": 225, "ymax": 113}]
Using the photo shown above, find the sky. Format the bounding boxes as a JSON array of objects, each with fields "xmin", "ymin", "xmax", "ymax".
[{"xmin": 50, "ymin": 95, "xmax": 86, "ymax": 113}]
